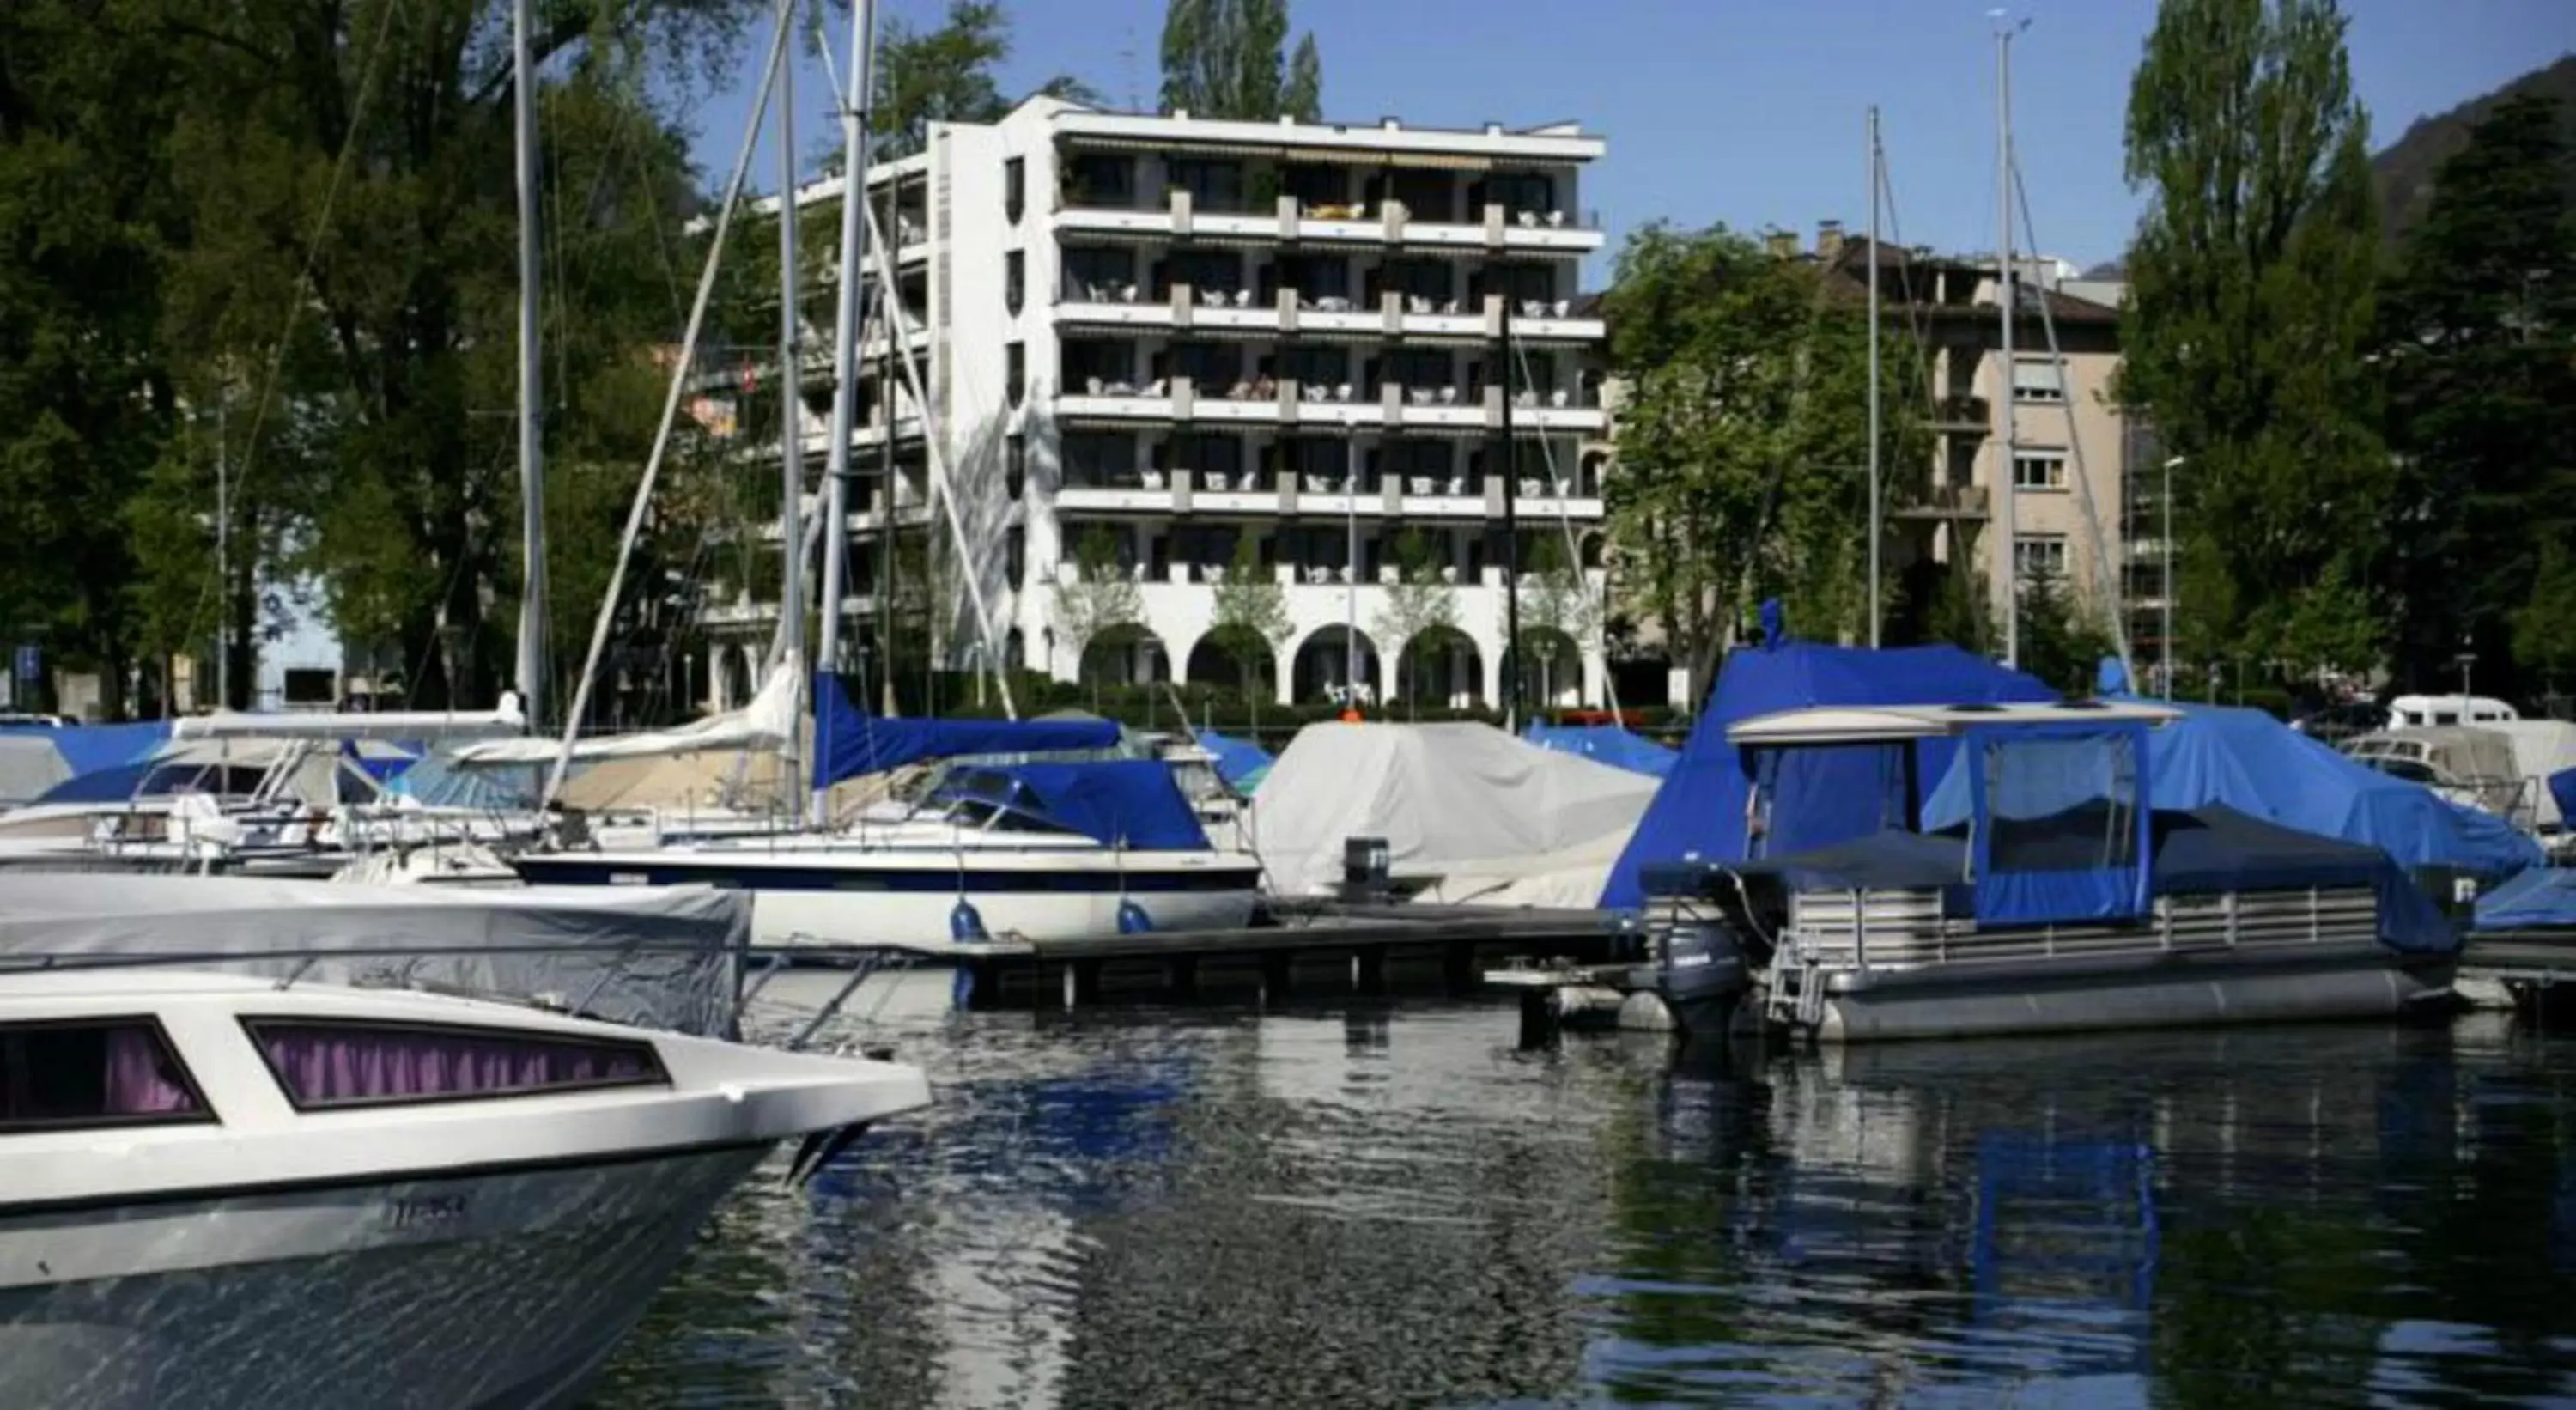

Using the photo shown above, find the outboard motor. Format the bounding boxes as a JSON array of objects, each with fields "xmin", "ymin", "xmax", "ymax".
[
  {"xmin": 1631, "ymin": 920, "xmax": 1749, "ymax": 1037},
  {"xmin": 1116, "ymin": 898, "xmax": 1154, "ymax": 934},
  {"xmin": 949, "ymin": 897, "xmax": 990, "ymax": 942},
  {"xmin": 1340, "ymin": 836, "xmax": 1392, "ymax": 903}
]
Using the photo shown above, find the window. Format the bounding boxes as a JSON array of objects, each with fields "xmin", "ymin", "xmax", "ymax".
[
  {"xmin": 1, "ymin": 1018, "xmax": 211, "ymax": 1130},
  {"xmin": 1005, "ymin": 341, "xmax": 1025, "ymax": 407},
  {"xmin": 1062, "ymin": 246, "xmax": 1135, "ymax": 301},
  {"xmin": 2013, "ymin": 452, "xmax": 2068, "ymax": 490},
  {"xmin": 1005, "ymin": 434, "xmax": 1026, "ymax": 501},
  {"xmin": 1061, "ymin": 431, "xmax": 1139, "ymax": 488},
  {"xmin": 1275, "ymin": 344, "xmax": 1347, "ymax": 389},
  {"xmin": 2013, "ymin": 534, "xmax": 2069, "ymax": 581},
  {"xmin": 1165, "ymin": 158, "xmax": 1246, "ymax": 212},
  {"xmin": 243, "ymin": 1018, "xmax": 666, "ymax": 1111},
  {"xmin": 2011, "ymin": 357, "xmax": 2066, "ymax": 403},
  {"xmin": 1005, "ymin": 251, "xmax": 1025, "ymax": 316},
  {"xmin": 1006, "ymin": 526, "xmax": 1026, "ymax": 589},
  {"xmin": 1064, "ymin": 155, "xmax": 1134, "ymax": 208},
  {"xmin": 1004, "ymin": 156, "xmax": 1025, "ymax": 225}
]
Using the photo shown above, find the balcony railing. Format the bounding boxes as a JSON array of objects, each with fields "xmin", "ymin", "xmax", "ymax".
[
  {"xmin": 1931, "ymin": 393, "xmax": 1990, "ymax": 428},
  {"xmin": 1894, "ymin": 483, "xmax": 1993, "ymax": 518}
]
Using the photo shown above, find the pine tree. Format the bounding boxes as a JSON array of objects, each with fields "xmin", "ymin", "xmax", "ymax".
[{"xmin": 1159, "ymin": 0, "xmax": 1323, "ymax": 120}]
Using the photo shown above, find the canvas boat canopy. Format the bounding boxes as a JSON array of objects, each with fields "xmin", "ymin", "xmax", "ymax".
[{"xmin": 1728, "ymin": 701, "xmax": 2180, "ymax": 746}]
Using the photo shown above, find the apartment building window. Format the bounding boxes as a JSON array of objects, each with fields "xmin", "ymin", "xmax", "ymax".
[
  {"xmin": 1166, "ymin": 157, "xmax": 1245, "ymax": 212},
  {"xmin": 1005, "ymin": 250, "xmax": 1025, "ymax": 316},
  {"xmin": 1157, "ymin": 433, "xmax": 1242, "ymax": 483},
  {"xmin": 1061, "ymin": 338, "xmax": 1132, "ymax": 393},
  {"xmin": 1157, "ymin": 340, "xmax": 1236, "ymax": 389},
  {"xmin": 1282, "ymin": 164, "xmax": 1343, "ymax": 210},
  {"xmin": 1268, "ymin": 252, "xmax": 1349, "ymax": 303},
  {"xmin": 1005, "ymin": 434, "xmax": 1026, "ymax": 501},
  {"xmin": 1274, "ymin": 344, "xmax": 1347, "ymax": 390},
  {"xmin": 1382, "ymin": 438, "xmax": 1451, "ymax": 489},
  {"xmin": 1378, "ymin": 346, "xmax": 1450, "ymax": 397},
  {"xmin": 1005, "ymin": 341, "xmax": 1025, "ymax": 407},
  {"xmin": 1005, "ymin": 526, "xmax": 1026, "ymax": 589},
  {"xmin": 2011, "ymin": 357, "xmax": 2066, "ymax": 403},
  {"xmin": 1064, "ymin": 155, "xmax": 1133, "ymax": 208},
  {"xmin": 1061, "ymin": 432, "xmax": 1138, "ymax": 489},
  {"xmin": 1480, "ymin": 170, "xmax": 1555, "ymax": 219},
  {"xmin": 1062, "ymin": 246, "xmax": 1135, "ymax": 301},
  {"xmin": 1160, "ymin": 249, "xmax": 1242, "ymax": 297},
  {"xmin": 2014, "ymin": 533, "xmax": 2069, "ymax": 581},
  {"xmin": 1478, "ymin": 261, "xmax": 1556, "ymax": 306},
  {"xmin": 2013, "ymin": 451, "xmax": 2068, "ymax": 490},
  {"xmin": 1372, "ymin": 258, "xmax": 1452, "ymax": 307},
  {"xmin": 1004, "ymin": 156, "xmax": 1025, "ymax": 224}
]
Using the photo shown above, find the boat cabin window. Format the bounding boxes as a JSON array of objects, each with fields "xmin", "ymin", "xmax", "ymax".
[
  {"xmin": 0, "ymin": 1018, "xmax": 211, "ymax": 1131},
  {"xmin": 241, "ymin": 1018, "xmax": 668, "ymax": 1111}
]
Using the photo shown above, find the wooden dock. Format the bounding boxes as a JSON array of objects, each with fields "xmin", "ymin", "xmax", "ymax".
[
  {"xmin": 762, "ymin": 901, "xmax": 1633, "ymax": 1011},
  {"xmin": 2460, "ymin": 929, "xmax": 2576, "ymax": 1018}
]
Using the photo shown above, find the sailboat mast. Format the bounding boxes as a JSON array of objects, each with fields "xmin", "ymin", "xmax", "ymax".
[
  {"xmin": 1995, "ymin": 19, "xmax": 2020, "ymax": 668},
  {"xmin": 1866, "ymin": 104, "xmax": 1882, "ymax": 650},
  {"xmin": 816, "ymin": 0, "xmax": 876, "ymax": 822},
  {"xmin": 775, "ymin": 0, "xmax": 805, "ymax": 822},
  {"xmin": 511, "ymin": 0, "xmax": 546, "ymax": 721}
]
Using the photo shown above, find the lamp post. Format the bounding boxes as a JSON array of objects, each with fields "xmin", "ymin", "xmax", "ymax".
[
  {"xmin": 2160, "ymin": 455, "xmax": 2184, "ymax": 700},
  {"xmin": 2454, "ymin": 650, "xmax": 2476, "ymax": 698}
]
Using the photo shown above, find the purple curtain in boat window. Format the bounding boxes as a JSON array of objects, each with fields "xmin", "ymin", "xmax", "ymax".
[
  {"xmin": 250, "ymin": 1024, "xmax": 664, "ymax": 1107},
  {"xmin": 102, "ymin": 1027, "xmax": 202, "ymax": 1115}
]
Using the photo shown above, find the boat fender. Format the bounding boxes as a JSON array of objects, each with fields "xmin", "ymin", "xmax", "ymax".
[
  {"xmin": 950, "ymin": 898, "xmax": 990, "ymax": 942},
  {"xmin": 1117, "ymin": 898, "xmax": 1154, "ymax": 934}
]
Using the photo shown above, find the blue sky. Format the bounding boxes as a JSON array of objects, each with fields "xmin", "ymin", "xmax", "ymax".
[{"xmin": 686, "ymin": 0, "xmax": 2575, "ymax": 277}]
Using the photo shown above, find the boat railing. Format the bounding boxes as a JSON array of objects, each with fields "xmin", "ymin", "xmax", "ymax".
[{"xmin": 1785, "ymin": 884, "xmax": 2382, "ymax": 975}]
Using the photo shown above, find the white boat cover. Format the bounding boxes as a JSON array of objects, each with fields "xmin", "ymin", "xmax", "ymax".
[
  {"xmin": 171, "ymin": 694, "xmax": 526, "ymax": 742},
  {"xmin": 1250, "ymin": 722, "xmax": 1656, "ymax": 903},
  {"xmin": 449, "ymin": 660, "xmax": 801, "ymax": 766},
  {"xmin": 0, "ymin": 873, "xmax": 746, "ymax": 1036},
  {"xmin": 0, "ymin": 737, "xmax": 71, "ymax": 806},
  {"xmin": 2493, "ymin": 720, "xmax": 2576, "ymax": 829}
]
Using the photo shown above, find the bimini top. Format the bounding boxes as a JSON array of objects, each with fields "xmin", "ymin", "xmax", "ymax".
[{"xmin": 1728, "ymin": 700, "xmax": 2182, "ymax": 746}]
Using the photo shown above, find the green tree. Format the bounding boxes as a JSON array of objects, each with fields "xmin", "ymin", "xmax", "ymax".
[
  {"xmin": 1049, "ymin": 526, "xmax": 1143, "ymax": 676},
  {"xmin": 1515, "ymin": 533, "xmax": 1596, "ymax": 707},
  {"xmin": 1601, "ymin": 222, "xmax": 1915, "ymax": 691},
  {"xmin": 1159, "ymin": 0, "xmax": 1322, "ymax": 121},
  {"xmin": 1370, "ymin": 528, "xmax": 1457, "ymax": 706},
  {"xmin": 2120, "ymin": 0, "xmax": 2387, "ymax": 683},
  {"xmin": 2516, "ymin": 536, "xmax": 2576, "ymax": 694},
  {"xmin": 2014, "ymin": 567, "xmax": 2117, "ymax": 696},
  {"xmin": 872, "ymin": 1, "xmax": 1098, "ymax": 161},
  {"xmin": 1206, "ymin": 533, "xmax": 1291, "ymax": 696},
  {"xmin": 0, "ymin": 0, "xmax": 190, "ymax": 714},
  {"xmin": 2377, "ymin": 91, "xmax": 2576, "ymax": 698}
]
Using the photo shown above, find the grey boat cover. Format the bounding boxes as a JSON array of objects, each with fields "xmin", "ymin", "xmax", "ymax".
[{"xmin": 0, "ymin": 873, "xmax": 745, "ymax": 1036}]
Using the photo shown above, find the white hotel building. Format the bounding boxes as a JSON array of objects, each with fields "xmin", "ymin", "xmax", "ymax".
[{"xmin": 720, "ymin": 97, "xmax": 1612, "ymax": 709}]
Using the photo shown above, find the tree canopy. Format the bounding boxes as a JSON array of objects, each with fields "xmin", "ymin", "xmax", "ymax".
[
  {"xmin": 2119, "ymin": 0, "xmax": 2386, "ymax": 683},
  {"xmin": 872, "ymin": 0, "xmax": 1097, "ymax": 160},
  {"xmin": 1159, "ymin": 0, "xmax": 1322, "ymax": 122},
  {"xmin": 2376, "ymin": 90, "xmax": 2576, "ymax": 699}
]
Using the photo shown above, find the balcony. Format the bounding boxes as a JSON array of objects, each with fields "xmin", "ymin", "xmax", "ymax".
[
  {"xmin": 1052, "ymin": 284, "xmax": 1605, "ymax": 345},
  {"xmin": 1054, "ymin": 186, "xmax": 1603, "ymax": 256},
  {"xmin": 1929, "ymin": 394, "xmax": 1991, "ymax": 432},
  {"xmin": 1054, "ymin": 376, "xmax": 1607, "ymax": 436},
  {"xmin": 1894, "ymin": 483, "xmax": 1992, "ymax": 519}
]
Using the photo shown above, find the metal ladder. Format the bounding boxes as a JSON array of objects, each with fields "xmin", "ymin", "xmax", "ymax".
[{"xmin": 1764, "ymin": 934, "xmax": 1826, "ymax": 1032}]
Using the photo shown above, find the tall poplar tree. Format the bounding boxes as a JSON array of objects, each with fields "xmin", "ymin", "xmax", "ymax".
[
  {"xmin": 2119, "ymin": 0, "xmax": 2386, "ymax": 683},
  {"xmin": 1159, "ymin": 0, "xmax": 1322, "ymax": 122}
]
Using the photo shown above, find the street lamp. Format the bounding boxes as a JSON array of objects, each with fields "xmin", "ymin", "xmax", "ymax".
[{"xmin": 2160, "ymin": 455, "xmax": 2185, "ymax": 700}]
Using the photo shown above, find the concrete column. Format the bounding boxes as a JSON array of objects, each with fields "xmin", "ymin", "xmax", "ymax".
[{"xmin": 1581, "ymin": 646, "xmax": 1607, "ymax": 711}]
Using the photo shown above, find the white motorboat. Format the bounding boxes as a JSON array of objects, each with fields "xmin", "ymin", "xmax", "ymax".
[
  {"xmin": 510, "ymin": 758, "xmax": 1265, "ymax": 951},
  {"xmin": 0, "ymin": 968, "xmax": 929, "ymax": 1409}
]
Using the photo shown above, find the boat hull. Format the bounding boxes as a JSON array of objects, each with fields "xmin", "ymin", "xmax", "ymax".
[
  {"xmin": 0, "ymin": 1144, "xmax": 764, "ymax": 1410},
  {"xmin": 1797, "ymin": 947, "xmax": 2452, "ymax": 1044},
  {"xmin": 511, "ymin": 849, "xmax": 1264, "ymax": 949}
]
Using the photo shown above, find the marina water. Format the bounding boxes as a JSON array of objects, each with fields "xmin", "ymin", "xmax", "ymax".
[{"xmin": 596, "ymin": 982, "xmax": 2576, "ymax": 1407}]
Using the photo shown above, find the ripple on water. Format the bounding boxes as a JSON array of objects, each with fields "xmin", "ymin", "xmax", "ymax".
[{"xmin": 597, "ymin": 1005, "xmax": 2576, "ymax": 1407}]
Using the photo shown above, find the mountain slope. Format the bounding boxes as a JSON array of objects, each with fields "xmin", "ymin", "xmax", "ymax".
[{"xmin": 2372, "ymin": 54, "xmax": 2576, "ymax": 245}]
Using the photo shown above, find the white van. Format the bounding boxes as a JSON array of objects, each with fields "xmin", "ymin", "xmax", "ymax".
[{"xmin": 2386, "ymin": 694, "xmax": 2518, "ymax": 729}]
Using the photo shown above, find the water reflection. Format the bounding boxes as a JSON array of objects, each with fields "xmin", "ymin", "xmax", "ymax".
[{"xmin": 595, "ymin": 990, "xmax": 2576, "ymax": 1407}]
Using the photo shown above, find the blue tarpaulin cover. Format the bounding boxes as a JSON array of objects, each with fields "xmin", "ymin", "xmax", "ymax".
[
  {"xmin": 2476, "ymin": 867, "xmax": 2576, "ymax": 931},
  {"xmin": 0, "ymin": 720, "xmax": 170, "ymax": 780},
  {"xmin": 1924, "ymin": 700, "xmax": 2543, "ymax": 879},
  {"xmin": 1522, "ymin": 722, "xmax": 1680, "ymax": 779},
  {"xmin": 2552, "ymin": 768, "xmax": 2576, "ymax": 836},
  {"xmin": 811, "ymin": 672, "xmax": 1121, "ymax": 787},
  {"xmin": 931, "ymin": 760, "xmax": 1212, "ymax": 850},
  {"xmin": 1705, "ymin": 805, "xmax": 2455, "ymax": 952},
  {"xmin": 1600, "ymin": 640, "xmax": 2056, "ymax": 909},
  {"xmin": 1193, "ymin": 728, "xmax": 1273, "ymax": 793},
  {"xmin": 1965, "ymin": 723, "xmax": 2154, "ymax": 927}
]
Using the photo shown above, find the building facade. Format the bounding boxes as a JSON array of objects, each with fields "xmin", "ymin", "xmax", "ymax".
[
  {"xmin": 717, "ymin": 98, "xmax": 1613, "ymax": 712},
  {"xmin": 1820, "ymin": 234, "xmax": 2137, "ymax": 660}
]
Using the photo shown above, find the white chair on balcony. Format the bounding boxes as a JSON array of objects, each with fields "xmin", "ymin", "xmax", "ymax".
[
  {"xmin": 1547, "ymin": 210, "xmax": 1567, "ymax": 228},
  {"xmin": 1334, "ymin": 383, "xmax": 1354, "ymax": 402},
  {"xmin": 1132, "ymin": 562, "xmax": 1151, "ymax": 582},
  {"xmin": 1306, "ymin": 566, "xmax": 1330, "ymax": 586},
  {"xmin": 1141, "ymin": 470, "xmax": 1165, "ymax": 490},
  {"xmin": 1378, "ymin": 564, "xmax": 1400, "ymax": 586},
  {"xmin": 1553, "ymin": 298, "xmax": 1571, "ymax": 316},
  {"xmin": 1086, "ymin": 376, "xmax": 1104, "ymax": 395},
  {"xmin": 1441, "ymin": 298, "xmax": 1461, "ymax": 314},
  {"xmin": 1439, "ymin": 565, "xmax": 1460, "ymax": 585},
  {"xmin": 1516, "ymin": 210, "xmax": 1539, "ymax": 228},
  {"xmin": 1233, "ymin": 289, "xmax": 1253, "ymax": 307},
  {"xmin": 1514, "ymin": 389, "xmax": 1537, "ymax": 408},
  {"xmin": 1407, "ymin": 386, "xmax": 1432, "ymax": 405},
  {"xmin": 1409, "ymin": 475, "xmax": 1434, "ymax": 495},
  {"xmin": 1146, "ymin": 378, "xmax": 1168, "ymax": 397},
  {"xmin": 1120, "ymin": 283, "xmax": 1140, "ymax": 303},
  {"xmin": 1206, "ymin": 564, "xmax": 1226, "ymax": 584},
  {"xmin": 1522, "ymin": 477, "xmax": 1545, "ymax": 497},
  {"xmin": 1437, "ymin": 386, "xmax": 1459, "ymax": 405},
  {"xmin": 1551, "ymin": 388, "xmax": 1571, "ymax": 408},
  {"xmin": 1446, "ymin": 475, "xmax": 1467, "ymax": 495}
]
